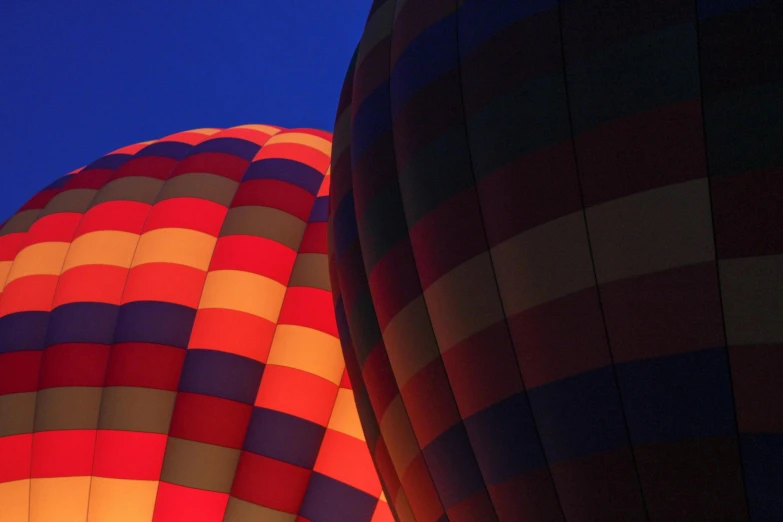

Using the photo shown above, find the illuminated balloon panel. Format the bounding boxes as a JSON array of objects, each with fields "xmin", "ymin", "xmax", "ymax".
[
  {"xmin": 0, "ymin": 125, "xmax": 393, "ymax": 522},
  {"xmin": 328, "ymin": 1, "xmax": 782, "ymax": 521}
]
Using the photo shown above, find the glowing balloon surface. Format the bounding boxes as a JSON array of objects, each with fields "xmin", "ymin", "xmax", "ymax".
[
  {"xmin": 0, "ymin": 125, "xmax": 393, "ymax": 522},
  {"xmin": 328, "ymin": 1, "xmax": 782, "ymax": 521}
]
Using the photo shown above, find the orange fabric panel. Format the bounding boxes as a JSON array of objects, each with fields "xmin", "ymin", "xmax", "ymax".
[
  {"xmin": 187, "ymin": 308, "xmax": 276, "ymax": 362},
  {"xmin": 121, "ymin": 262, "xmax": 207, "ymax": 308},
  {"xmin": 254, "ymin": 365, "xmax": 339, "ymax": 426},
  {"xmin": 0, "ymin": 275, "xmax": 59, "ymax": 314},
  {"xmin": 53, "ymin": 264, "xmax": 129, "ymax": 306}
]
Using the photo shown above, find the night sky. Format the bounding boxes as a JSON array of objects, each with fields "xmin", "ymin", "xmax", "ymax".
[{"xmin": 0, "ymin": 0, "xmax": 369, "ymax": 220}]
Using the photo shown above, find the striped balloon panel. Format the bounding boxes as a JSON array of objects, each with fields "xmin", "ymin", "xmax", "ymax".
[
  {"xmin": 328, "ymin": 0, "xmax": 782, "ymax": 521},
  {"xmin": 0, "ymin": 125, "xmax": 393, "ymax": 522}
]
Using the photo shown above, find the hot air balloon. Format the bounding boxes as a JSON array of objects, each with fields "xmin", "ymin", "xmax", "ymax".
[
  {"xmin": 328, "ymin": 1, "xmax": 782, "ymax": 521},
  {"xmin": 0, "ymin": 124, "xmax": 394, "ymax": 522}
]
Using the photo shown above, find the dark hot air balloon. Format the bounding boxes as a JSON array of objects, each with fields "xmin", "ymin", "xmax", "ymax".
[{"xmin": 328, "ymin": 1, "xmax": 782, "ymax": 521}]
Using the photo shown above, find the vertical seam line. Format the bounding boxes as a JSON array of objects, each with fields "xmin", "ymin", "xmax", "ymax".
[
  {"xmin": 692, "ymin": 1, "xmax": 752, "ymax": 515},
  {"xmin": 351, "ymin": 1, "xmax": 450, "ymax": 517},
  {"xmin": 452, "ymin": 2, "xmax": 565, "ymax": 519},
  {"xmin": 555, "ymin": 2, "xmax": 651, "ymax": 519},
  {"xmin": 84, "ymin": 137, "xmax": 222, "ymax": 520}
]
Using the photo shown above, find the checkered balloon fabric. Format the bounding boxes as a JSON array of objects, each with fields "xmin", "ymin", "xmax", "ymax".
[{"xmin": 0, "ymin": 125, "xmax": 393, "ymax": 522}]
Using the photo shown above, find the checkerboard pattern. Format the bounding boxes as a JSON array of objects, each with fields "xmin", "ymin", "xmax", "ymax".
[
  {"xmin": 328, "ymin": 1, "xmax": 782, "ymax": 520},
  {"xmin": 0, "ymin": 125, "xmax": 392, "ymax": 522}
]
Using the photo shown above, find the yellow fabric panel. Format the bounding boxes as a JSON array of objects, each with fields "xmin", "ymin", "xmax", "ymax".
[
  {"xmin": 200, "ymin": 270, "xmax": 286, "ymax": 321},
  {"xmin": 29, "ymin": 476, "xmax": 91, "ymax": 522},
  {"xmin": 491, "ymin": 212, "xmax": 595, "ymax": 316},
  {"xmin": 62, "ymin": 230, "xmax": 139, "ymax": 271},
  {"xmin": 327, "ymin": 388, "xmax": 365, "ymax": 441},
  {"xmin": 187, "ymin": 128, "xmax": 221, "ymax": 135},
  {"xmin": 382, "ymin": 296, "xmax": 441, "ymax": 389},
  {"xmin": 267, "ymin": 325, "xmax": 344, "ymax": 385},
  {"xmin": 237, "ymin": 124, "xmax": 281, "ymax": 134},
  {"xmin": 586, "ymin": 178, "xmax": 715, "ymax": 284},
  {"xmin": 266, "ymin": 132, "xmax": 331, "ymax": 155},
  {"xmin": 0, "ymin": 478, "xmax": 29, "ymax": 522},
  {"xmin": 393, "ymin": 490, "xmax": 417, "ymax": 522},
  {"xmin": 379, "ymin": 396, "xmax": 420, "ymax": 484},
  {"xmin": 423, "ymin": 252, "xmax": 506, "ymax": 354},
  {"xmin": 720, "ymin": 254, "xmax": 783, "ymax": 345},
  {"xmin": 4, "ymin": 242, "xmax": 69, "ymax": 285},
  {"xmin": 131, "ymin": 228, "xmax": 216, "ymax": 271},
  {"xmin": 87, "ymin": 477, "xmax": 158, "ymax": 522}
]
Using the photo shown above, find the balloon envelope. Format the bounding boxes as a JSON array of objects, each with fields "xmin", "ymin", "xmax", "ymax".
[
  {"xmin": 0, "ymin": 125, "xmax": 393, "ymax": 522},
  {"xmin": 328, "ymin": 1, "xmax": 782, "ymax": 521}
]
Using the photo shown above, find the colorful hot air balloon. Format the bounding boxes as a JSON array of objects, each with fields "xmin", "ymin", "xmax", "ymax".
[
  {"xmin": 328, "ymin": 1, "xmax": 782, "ymax": 521},
  {"xmin": 0, "ymin": 125, "xmax": 393, "ymax": 522}
]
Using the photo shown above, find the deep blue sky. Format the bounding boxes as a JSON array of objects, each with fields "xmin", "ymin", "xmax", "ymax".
[{"xmin": 0, "ymin": 0, "xmax": 369, "ymax": 219}]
